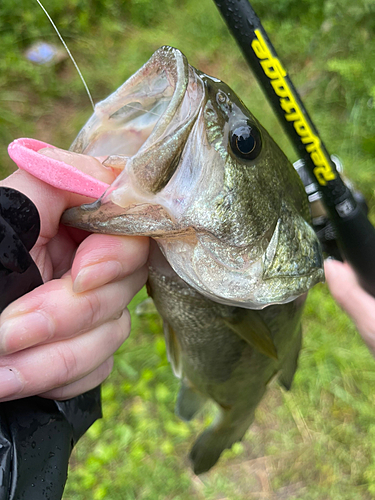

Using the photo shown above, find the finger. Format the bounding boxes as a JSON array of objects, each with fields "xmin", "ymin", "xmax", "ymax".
[
  {"xmin": 44, "ymin": 224, "xmax": 79, "ymax": 279},
  {"xmin": 1, "ymin": 151, "xmax": 116, "ymax": 242},
  {"xmin": 0, "ymin": 310, "xmax": 130, "ymax": 401},
  {"xmin": 71, "ymin": 233, "xmax": 149, "ymax": 293},
  {"xmin": 0, "ymin": 266, "xmax": 147, "ymax": 355},
  {"xmin": 39, "ymin": 357, "xmax": 114, "ymax": 400},
  {"xmin": 325, "ymin": 259, "xmax": 375, "ymax": 331},
  {"xmin": 0, "ymin": 169, "xmax": 89, "ymax": 282},
  {"xmin": 0, "ymin": 170, "xmax": 69, "ymax": 242}
]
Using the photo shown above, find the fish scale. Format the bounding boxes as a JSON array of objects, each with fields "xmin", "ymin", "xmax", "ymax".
[
  {"xmin": 147, "ymin": 252, "xmax": 304, "ymax": 474},
  {"xmin": 61, "ymin": 46, "xmax": 324, "ymax": 473}
]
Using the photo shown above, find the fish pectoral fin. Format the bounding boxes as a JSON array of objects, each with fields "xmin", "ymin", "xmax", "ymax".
[
  {"xmin": 223, "ymin": 312, "xmax": 278, "ymax": 361},
  {"xmin": 176, "ymin": 380, "xmax": 206, "ymax": 421},
  {"xmin": 163, "ymin": 321, "xmax": 182, "ymax": 378},
  {"xmin": 263, "ymin": 203, "xmax": 323, "ymax": 281}
]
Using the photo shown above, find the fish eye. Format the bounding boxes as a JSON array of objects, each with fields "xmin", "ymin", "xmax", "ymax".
[{"xmin": 230, "ymin": 122, "xmax": 262, "ymax": 161}]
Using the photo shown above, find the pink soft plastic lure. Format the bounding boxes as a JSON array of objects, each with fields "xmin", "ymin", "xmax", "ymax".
[{"xmin": 7, "ymin": 138, "xmax": 109, "ymax": 198}]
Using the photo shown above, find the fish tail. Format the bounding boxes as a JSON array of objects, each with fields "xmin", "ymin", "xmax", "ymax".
[{"xmin": 189, "ymin": 409, "xmax": 255, "ymax": 475}]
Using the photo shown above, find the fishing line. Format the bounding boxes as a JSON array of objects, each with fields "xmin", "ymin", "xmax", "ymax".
[
  {"xmin": 34, "ymin": 3, "xmax": 166, "ymax": 121},
  {"xmin": 35, "ymin": 0, "xmax": 95, "ymax": 111}
]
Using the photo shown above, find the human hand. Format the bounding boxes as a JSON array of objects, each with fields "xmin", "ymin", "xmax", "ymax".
[
  {"xmin": 324, "ymin": 259, "xmax": 375, "ymax": 356},
  {"xmin": 0, "ymin": 152, "xmax": 149, "ymax": 401}
]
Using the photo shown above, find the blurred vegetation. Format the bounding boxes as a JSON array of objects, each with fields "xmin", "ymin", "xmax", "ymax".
[{"xmin": 1, "ymin": 0, "xmax": 375, "ymax": 498}]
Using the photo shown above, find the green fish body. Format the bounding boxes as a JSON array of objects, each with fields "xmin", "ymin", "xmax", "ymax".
[
  {"xmin": 148, "ymin": 241, "xmax": 305, "ymax": 473},
  {"xmin": 62, "ymin": 46, "xmax": 323, "ymax": 473}
]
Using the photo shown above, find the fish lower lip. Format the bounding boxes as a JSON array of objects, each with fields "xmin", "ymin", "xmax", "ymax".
[{"xmin": 62, "ymin": 198, "xmax": 177, "ymax": 236}]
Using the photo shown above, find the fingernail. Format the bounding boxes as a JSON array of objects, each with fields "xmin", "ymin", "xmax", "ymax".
[
  {"xmin": 0, "ymin": 312, "xmax": 54, "ymax": 355},
  {"xmin": 0, "ymin": 368, "xmax": 24, "ymax": 399},
  {"xmin": 73, "ymin": 261, "xmax": 122, "ymax": 294}
]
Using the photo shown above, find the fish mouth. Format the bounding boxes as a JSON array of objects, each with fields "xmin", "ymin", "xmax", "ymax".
[
  {"xmin": 63, "ymin": 45, "xmax": 204, "ymax": 231},
  {"xmin": 71, "ymin": 46, "xmax": 190, "ymax": 161}
]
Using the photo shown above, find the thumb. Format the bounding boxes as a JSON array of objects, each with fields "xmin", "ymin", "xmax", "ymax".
[
  {"xmin": 325, "ymin": 259, "xmax": 375, "ymax": 336},
  {"xmin": 2, "ymin": 148, "xmax": 116, "ymax": 241}
]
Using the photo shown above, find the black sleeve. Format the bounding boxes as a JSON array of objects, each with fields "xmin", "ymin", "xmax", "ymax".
[{"xmin": 0, "ymin": 187, "xmax": 102, "ymax": 500}]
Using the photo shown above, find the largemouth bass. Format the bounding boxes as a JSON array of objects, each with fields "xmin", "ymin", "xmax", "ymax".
[{"xmin": 62, "ymin": 46, "xmax": 323, "ymax": 474}]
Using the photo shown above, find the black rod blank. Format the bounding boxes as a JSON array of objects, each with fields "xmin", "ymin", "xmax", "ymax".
[{"xmin": 213, "ymin": 0, "xmax": 375, "ymax": 296}]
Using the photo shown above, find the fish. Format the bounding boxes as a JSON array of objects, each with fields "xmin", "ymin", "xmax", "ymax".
[{"xmin": 62, "ymin": 45, "xmax": 324, "ymax": 474}]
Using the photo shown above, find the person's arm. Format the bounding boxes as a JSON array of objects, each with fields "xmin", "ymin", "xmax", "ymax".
[
  {"xmin": 0, "ymin": 162, "xmax": 149, "ymax": 402},
  {"xmin": 324, "ymin": 259, "xmax": 375, "ymax": 356}
]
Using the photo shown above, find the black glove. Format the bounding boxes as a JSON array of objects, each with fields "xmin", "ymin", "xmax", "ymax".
[{"xmin": 0, "ymin": 187, "xmax": 102, "ymax": 500}]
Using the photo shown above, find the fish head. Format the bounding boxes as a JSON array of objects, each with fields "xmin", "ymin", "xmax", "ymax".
[{"xmin": 63, "ymin": 46, "xmax": 323, "ymax": 309}]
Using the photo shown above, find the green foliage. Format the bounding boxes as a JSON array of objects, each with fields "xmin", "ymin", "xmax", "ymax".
[
  {"xmin": 252, "ymin": 0, "xmax": 325, "ymax": 25},
  {"xmin": 2, "ymin": 0, "xmax": 375, "ymax": 498}
]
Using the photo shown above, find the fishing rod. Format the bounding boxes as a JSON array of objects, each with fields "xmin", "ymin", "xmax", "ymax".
[{"xmin": 212, "ymin": 0, "xmax": 375, "ymax": 297}]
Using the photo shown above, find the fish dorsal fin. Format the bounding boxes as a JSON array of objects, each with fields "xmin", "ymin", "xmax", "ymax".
[
  {"xmin": 223, "ymin": 311, "xmax": 278, "ymax": 360},
  {"xmin": 163, "ymin": 321, "xmax": 182, "ymax": 378}
]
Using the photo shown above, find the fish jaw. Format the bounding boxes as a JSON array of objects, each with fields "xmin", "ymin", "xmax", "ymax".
[{"xmin": 62, "ymin": 197, "xmax": 179, "ymax": 237}]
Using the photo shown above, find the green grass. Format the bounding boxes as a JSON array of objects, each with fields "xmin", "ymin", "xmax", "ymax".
[{"xmin": 1, "ymin": 0, "xmax": 375, "ymax": 498}]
